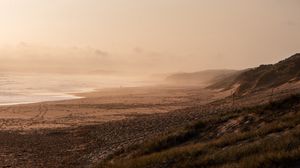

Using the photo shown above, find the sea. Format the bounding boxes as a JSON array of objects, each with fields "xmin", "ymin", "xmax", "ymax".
[{"xmin": 0, "ymin": 73, "xmax": 145, "ymax": 106}]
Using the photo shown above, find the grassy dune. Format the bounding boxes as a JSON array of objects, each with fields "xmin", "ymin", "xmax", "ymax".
[{"xmin": 100, "ymin": 95, "xmax": 300, "ymax": 168}]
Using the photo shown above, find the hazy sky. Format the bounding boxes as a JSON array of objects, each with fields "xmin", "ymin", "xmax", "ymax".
[{"xmin": 0, "ymin": 0, "xmax": 299, "ymax": 74}]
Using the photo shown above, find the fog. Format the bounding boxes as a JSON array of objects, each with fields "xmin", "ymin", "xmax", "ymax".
[
  {"xmin": 0, "ymin": 43, "xmax": 204, "ymax": 76},
  {"xmin": 0, "ymin": 44, "xmax": 116, "ymax": 74},
  {"xmin": 0, "ymin": 0, "xmax": 300, "ymax": 76}
]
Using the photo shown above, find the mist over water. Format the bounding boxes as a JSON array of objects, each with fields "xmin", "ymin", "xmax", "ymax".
[{"xmin": 0, "ymin": 73, "xmax": 147, "ymax": 105}]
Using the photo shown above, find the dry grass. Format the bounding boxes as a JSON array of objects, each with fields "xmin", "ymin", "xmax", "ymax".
[{"xmin": 100, "ymin": 95, "xmax": 300, "ymax": 168}]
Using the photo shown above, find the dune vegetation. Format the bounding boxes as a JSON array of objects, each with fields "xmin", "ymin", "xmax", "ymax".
[{"xmin": 100, "ymin": 95, "xmax": 300, "ymax": 168}]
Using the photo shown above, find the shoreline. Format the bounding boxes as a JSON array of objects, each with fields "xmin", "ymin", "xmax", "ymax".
[
  {"xmin": 0, "ymin": 86, "xmax": 218, "ymax": 131},
  {"xmin": 0, "ymin": 88, "xmax": 96, "ymax": 107},
  {"xmin": 0, "ymin": 95, "xmax": 83, "ymax": 107},
  {"xmin": 1, "ymin": 85, "xmax": 299, "ymax": 167},
  {"xmin": 1, "ymin": 82, "xmax": 298, "ymax": 131}
]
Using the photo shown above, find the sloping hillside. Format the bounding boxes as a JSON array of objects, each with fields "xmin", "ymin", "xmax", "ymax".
[
  {"xmin": 100, "ymin": 95, "xmax": 300, "ymax": 168},
  {"xmin": 165, "ymin": 70, "xmax": 239, "ymax": 86},
  {"xmin": 98, "ymin": 54, "xmax": 300, "ymax": 168},
  {"xmin": 209, "ymin": 53, "xmax": 300, "ymax": 95}
]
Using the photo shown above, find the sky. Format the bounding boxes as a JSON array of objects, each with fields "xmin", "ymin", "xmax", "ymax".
[{"xmin": 0, "ymin": 0, "xmax": 299, "ymax": 74}]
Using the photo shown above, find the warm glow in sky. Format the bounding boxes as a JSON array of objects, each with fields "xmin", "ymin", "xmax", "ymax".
[{"xmin": 0, "ymin": 0, "xmax": 299, "ymax": 74}]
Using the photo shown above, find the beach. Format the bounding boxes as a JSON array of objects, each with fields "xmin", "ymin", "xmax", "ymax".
[
  {"xmin": 0, "ymin": 83, "xmax": 300, "ymax": 167},
  {"xmin": 0, "ymin": 86, "xmax": 219, "ymax": 131},
  {"xmin": 0, "ymin": 86, "xmax": 224, "ymax": 167}
]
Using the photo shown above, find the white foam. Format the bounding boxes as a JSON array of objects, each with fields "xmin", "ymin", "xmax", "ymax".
[{"xmin": 0, "ymin": 73, "xmax": 144, "ymax": 106}]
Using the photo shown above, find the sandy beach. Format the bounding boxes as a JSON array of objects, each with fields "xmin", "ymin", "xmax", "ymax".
[
  {"xmin": 1, "ymin": 1, "xmax": 299, "ymax": 167},
  {"xmin": 0, "ymin": 86, "xmax": 227, "ymax": 167},
  {"xmin": 0, "ymin": 86, "xmax": 220, "ymax": 131},
  {"xmin": 0, "ymin": 83, "xmax": 299, "ymax": 167}
]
